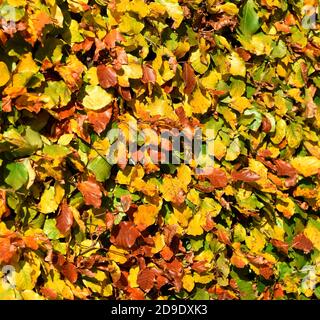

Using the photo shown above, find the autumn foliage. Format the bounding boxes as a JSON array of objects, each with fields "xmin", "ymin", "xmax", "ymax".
[{"xmin": 1, "ymin": 0, "xmax": 320, "ymax": 300}]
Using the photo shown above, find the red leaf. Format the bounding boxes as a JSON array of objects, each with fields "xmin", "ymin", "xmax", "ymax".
[
  {"xmin": 182, "ymin": 63, "xmax": 196, "ymax": 95},
  {"xmin": 97, "ymin": 65, "xmax": 117, "ymax": 89},
  {"xmin": 198, "ymin": 168, "xmax": 228, "ymax": 188},
  {"xmin": 141, "ymin": 64, "xmax": 156, "ymax": 84},
  {"xmin": 87, "ymin": 107, "xmax": 112, "ymax": 134},
  {"xmin": 292, "ymin": 233, "xmax": 314, "ymax": 253},
  {"xmin": 231, "ymin": 168, "xmax": 261, "ymax": 182},
  {"xmin": 56, "ymin": 200, "xmax": 74, "ymax": 235},
  {"xmin": 61, "ymin": 262, "xmax": 78, "ymax": 283},
  {"xmin": 104, "ymin": 29, "xmax": 124, "ymax": 49},
  {"xmin": 77, "ymin": 178, "xmax": 102, "ymax": 208},
  {"xmin": 137, "ymin": 268, "xmax": 156, "ymax": 292},
  {"xmin": 112, "ymin": 221, "xmax": 141, "ymax": 249}
]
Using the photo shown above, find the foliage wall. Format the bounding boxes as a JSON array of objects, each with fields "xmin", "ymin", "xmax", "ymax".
[{"xmin": 1, "ymin": 0, "xmax": 320, "ymax": 300}]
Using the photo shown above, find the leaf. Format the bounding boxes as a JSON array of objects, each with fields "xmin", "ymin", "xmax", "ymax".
[
  {"xmin": 56, "ymin": 200, "xmax": 74, "ymax": 235},
  {"xmin": 304, "ymin": 219, "xmax": 320, "ymax": 251},
  {"xmin": 97, "ymin": 65, "xmax": 117, "ymax": 89},
  {"xmin": 0, "ymin": 237, "xmax": 15, "ymax": 264},
  {"xmin": 291, "ymin": 156, "xmax": 320, "ymax": 177},
  {"xmin": 198, "ymin": 168, "xmax": 228, "ymax": 188},
  {"xmin": 0, "ymin": 61, "xmax": 10, "ymax": 87},
  {"xmin": 142, "ymin": 64, "xmax": 156, "ymax": 84},
  {"xmin": 87, "ymin": 156, "xmax": 111, "ymax": 182},
  {"xmin": 82, "ymin": 85, "xmax": 113, "ymax": 110},
  {"xmin": 239, "ymin": 0, "xmax": 261, "ymax": 37},
  {"xmin": 137, "ymin": 268, "xmax": 155, "ymax": 292},
  {"xmin": 292, "ymin": 233, "xmax": 313, "ymax": 254},
  {"xmin": 182, "ymin": 63, "xmax": 196, "ymax": 95},
  {"xmin": 133, "ymin": 204, "xmax": 159, "ymax": 231},
  {"xmin": 87, "ymin": 107, "xmax": 112, "ymax": 134},
  {"xmin": 287, "ymin": 122, "xmax": 303, "ymax": 149},
  {"xmin": 182, "ymin": 274, "xmax": 195, "ymax": 292},
  {"xmin": 61, "ymin": 262, "xmax": 78, "ymax": 283},
  {"xmin": 77, "ymin": 178, "xmax": 102, "ymax": 208},
  {"xmin": 231, "ymin": 168, "xmax": 260, "ymax": 182},
  {"xmin": 5, "ymin": 162, "xmax": 28, "ymax": 190},
  {"xmin": 112, "ymin": 221, "xmax": 141, "ymax": 249},
  {"xmin": 39, "ymin": 183, "xmax": 65, "ymax": 214}
]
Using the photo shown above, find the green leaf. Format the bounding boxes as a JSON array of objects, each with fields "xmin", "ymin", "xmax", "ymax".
[
  {"xmin": 87, "ymin": 156, "xmax": 111, "ymax": 182},
  {"xmin": 5, "ymin": 162, "xmax": 29, "ymax": 190},
  {"xmin": 238, "ymin": 0, "xmax": 261, "ymax": 37}
]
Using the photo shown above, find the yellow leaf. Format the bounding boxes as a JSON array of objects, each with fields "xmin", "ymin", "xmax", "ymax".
[
  {"xmin": 193, "ymin": 272, "xmax": 215, "ymax": 284},
  {"xmin": 152, "ymin": 232, "xmax": 165, "ymax": 254},
  {"xmin": 21, "ymin": 290, "xmax": 44, "ymax": 300},
  {"xmin": 200, "ymin": 70, "xmax": 221, "ymax": 90},
  {"xmin": 190, "ymin": 88, "xmax": 211, "ymax": 114},
  {"xmin": 276, "ymin": 196, "xmax": 295, "ymax": 218},
  {"xmin": 245, "ymin": 229, "xmax": 265, "ymax": 253},
  {"xmin": 228, "ymin": 52, "xmax": 246, "ymax": 77},
  {"xmin": 230, "ymin": 97, "xmax": 251, "ymax": 113},
  {"xmin": 128, "ymin": 266, "xmax": 140, "ymax": 288},
  {"xmin": 107, "ymin": 245, "xmax": 128, "ymax": 264},
  {"xmin": 187, "ymin": 213, "xmax": 203, "ymax": 236},
  {"xmin": 304, "ymin": 219, "xmax": 320, "ymax": 251},
  {"xmin": 182, "ymin": 274, "xmax": 195, "ymax": 292},
  {"xmin": 0, "ymin": 62, "xmax": 10, "ymax": 87},
  {"xmin": 38, "ymin": 183, "xmax": 65, "ymax": 214},
  {"xmin": 291, "ymin": 156, "xmax": 320, "ymax": 177},
  {"xmin": 156, "ymin": 0, "xmax": 183, "ymax": 29}
]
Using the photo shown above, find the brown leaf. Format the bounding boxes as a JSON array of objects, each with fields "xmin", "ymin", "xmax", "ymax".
[
  {"xmin": 271, "ymin": 239, "xmax": 289, "ymax": 255},
  {"xmin": 274, "ymin": 159, "xmax": 297, "ymax": 177},
  {"xmin": 261, "ymin": 117, "xmax": 272, "ymax": 133},
  {"xmin": 231, "ymin": 168, "xmax": 261, "ymax": 182},
  {"xmin": 120, "ymin": 194, "xmax": 132, "ymax": 212},
  {"xmin": 191, "ymin": 261, "xmax": 210, "ymax": 273},
  {"xmin": 97, "ymin": 65, "xmax": 117, "ymax": 89},
  {"xmin": 292, "ymin": 233, "xmax": 314, "ymax": 253},
  {"xmin": 141, "ymin": 64, "xmax": 156, "ymax": 84},
  {"xmin": 259, "ymin": 266, "xmax": 273, "ymax": 280},
  {"xmin": 198, "ymin": 168, "xmax": 228, "ymax": 188},
  {"xmin": 61, "ymin": 262, "xmax": 78, "ymax": 283},
  {"xmin": 87, "ymin": 107, "xmax": 112, "ymax": 134},
  {"xmin": 77, "ymin": 177, "xmax": 102, "ymax": 208},
  {"xmin": 56, "ymin": 200, "xmax": 74, "ymax": 235},
  {"xmin": 160, "ymin": 246, "xmax": 174, "ymax": 261},
  {"xmin": 182, "ymin": 63, "xmax": 196, "ymax": 95},
  {"xmin": 112, "ymin": 221, "xmax": 141, "ymax": 249},
  {"xmin": 137, "ymin": 268, "xmax": 156, "ymax": 292},
  {"xmin": 118, "ymin": 86, "xmax": 132, "ymax": 101}
]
